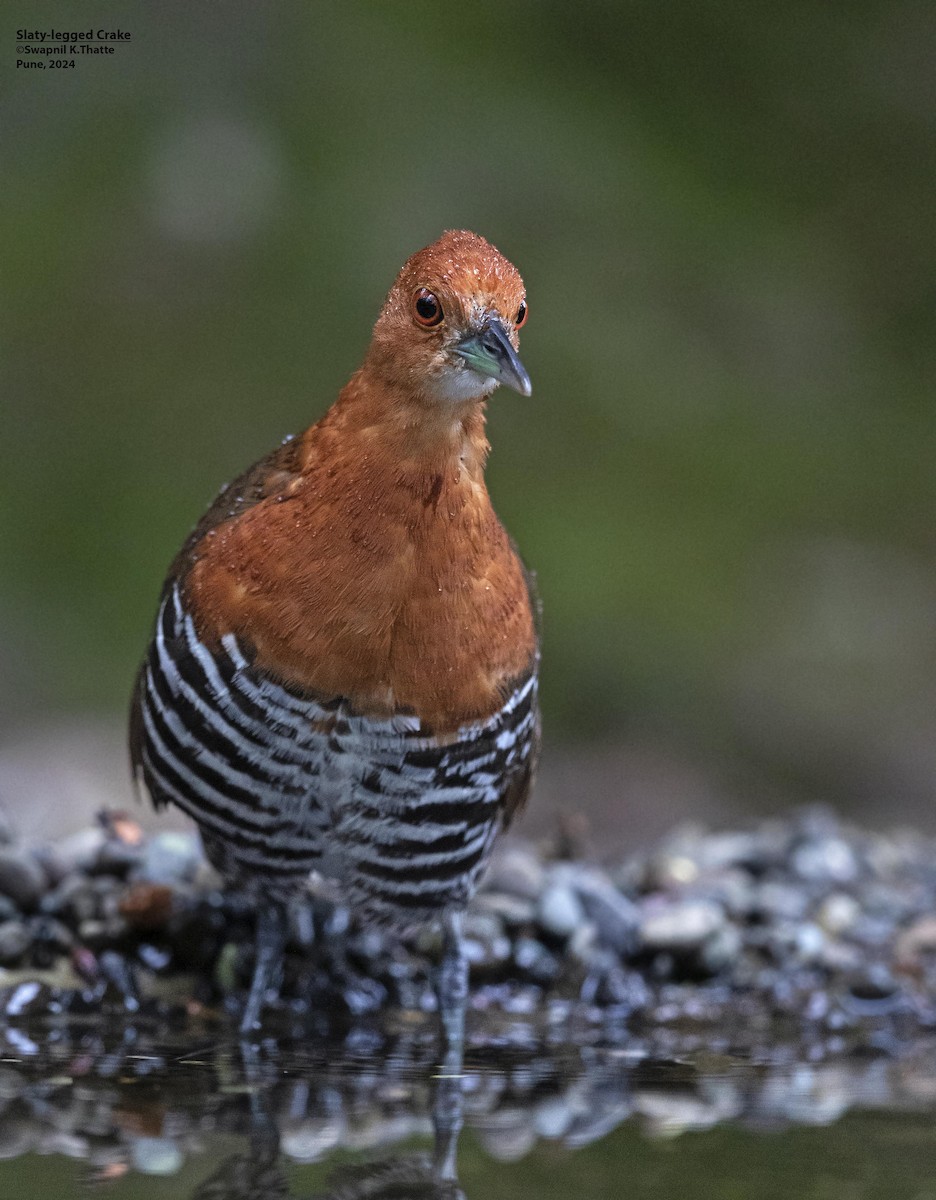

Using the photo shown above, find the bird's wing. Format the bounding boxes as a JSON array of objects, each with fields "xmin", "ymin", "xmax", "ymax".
[
  {"xmin": 129, "ymin": 433, "xmax": 306, "ymax": 799},
  {"xmin": 129, "ymin": 579, "xmax": 332, "ymax": 876},
  {"xmin": 171, "ymin": 433, "xmax": 306, "ymax": 581},
  {"xmin": 499, "ymin": 543, "xmax": 542, "ymax": 829}
]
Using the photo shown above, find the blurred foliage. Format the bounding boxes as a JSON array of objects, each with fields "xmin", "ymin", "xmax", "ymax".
[{"xmin": 3, "ymin": 1, "xmax": 935, "ymax": 809}]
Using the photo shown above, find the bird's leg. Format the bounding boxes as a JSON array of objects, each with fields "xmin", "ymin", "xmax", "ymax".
[
  {"xmin": 436, "ymin": 909, "xmax": 468, "ymax": 1069},
  {"xmin": 240, "ymin": 900, "xmax": 287, "ymax": 1035},
  {"xmin": 431, "ymin": 909, "xmax": 467, "ymax": 1181}
]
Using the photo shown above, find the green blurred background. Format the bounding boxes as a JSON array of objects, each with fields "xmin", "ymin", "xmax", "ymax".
[{"xmin": 3, "ymin": 1, "xmax": 935, "ymax": 841}]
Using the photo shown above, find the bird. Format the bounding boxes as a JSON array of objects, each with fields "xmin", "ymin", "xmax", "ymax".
[{"xmin": 129, "ymin": 230, "xmax": 540, "ymax": 1056}]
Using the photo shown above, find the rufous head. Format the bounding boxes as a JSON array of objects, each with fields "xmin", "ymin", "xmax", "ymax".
[{"xmin": 365, "ymin": 230, "xmax": 531, "ymax": 406}]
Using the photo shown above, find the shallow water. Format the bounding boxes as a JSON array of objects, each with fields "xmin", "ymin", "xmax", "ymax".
[{"xmin": 1, "ymin": 1018, "xmax": 935, "ymax": 1199}]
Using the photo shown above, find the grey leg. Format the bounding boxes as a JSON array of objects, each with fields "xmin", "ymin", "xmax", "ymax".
[
  {"xmin": 240, "ymin": 901, "xmax": 286, "ymax": 1035},
  {"xmin": 432, "ymin": 909, "xmax": 467, "ymax": 1181},
  {"xmin": 436, "ymin": 909, "xmax": 468, "ymax": 1068}
]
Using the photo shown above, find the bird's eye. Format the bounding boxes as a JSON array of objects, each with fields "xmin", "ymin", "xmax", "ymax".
[
  {"xmin": 413, "ymin": 288, "xmax": 443, "ymax": 327},
  {"xmin": 515, "ymin": 301, "xmax": 528, "ymax": 328}
]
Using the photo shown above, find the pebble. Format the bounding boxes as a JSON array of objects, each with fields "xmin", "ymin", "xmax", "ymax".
[
  {"xmin": 699, "ymin": 923, "xmax": 743, "ymax": 973},
  {"xmin": 815, "ymin": 892, "xmax": 860, "ymax": 935},
  {"xmin": 537, "ymin": 880, "xmax": 586, "ymax": 940},
  {"xmin": 280, "ymin": 1115, "xmax": 346, "ymax": 1162},
  {"xmin": 794, "ymin": 923, "xmax": 827, "ymax": 964},
  {"xmin": 0, "ymin": 849, "xmax": 47, "ymax": 911},
  {"xmin": 134, "ymin": 833, "xmax": 203, "ymax": 886},
  {"xmin": 792, "ymin": 837, "xmax": 859, "ymax": 884},
  {"xmin": 130, "ymin": 1135, "xmax": 184, "ymax": 1175},
  {"xmin": 30, "ymin": 917, "xmax": 74, "ymax": 958},
  {"xmin": 710, "ymin": 831, "xmax": 770, "ymax": 869},
  {"xmin": 462, "ymin": 913, "xmax": 512, "ymax": 973},
  {"xmin": 40, "ymin": 875, "xmax": 99, "ymax": 923},
  {"xmin": 475, "ymin": 892, "xmax": 537, "ymax": 927},
  {"xmin": 0, "ymin": 921, "xmax": 30, "ymax": 966},
  {"xmin": 572, "ymin": 868, "xmax": 640, "ymax": 955},
  {"xmin": 485, "ymin": 845, "xmax": 545, "ymax": 900},
  {"xmin": 895, "ymin": 914, "xmax": 936, "ymax": 965},
  {"xmin": 0, "ymin": 806, "xmax": 929, "ymax": 1048},
  {"xmin": 51, "ymin": 827, "xmax": 107, "ymax": 874},
  {"xmin": 513, "ymin": 936, "xmax": 559, "ymax": 983},
  {"xmin": 638, "ymin": 899, "xmax": 725, "ymax": 954}
]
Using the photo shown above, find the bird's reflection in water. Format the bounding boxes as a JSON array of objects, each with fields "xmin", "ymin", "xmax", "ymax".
[{"xmin": 192, "ymin": 1042, "xmax": 466, "ymax": 1200}]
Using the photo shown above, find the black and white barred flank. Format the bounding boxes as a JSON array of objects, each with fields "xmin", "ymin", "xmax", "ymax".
[{"xmin": 131, "ymin": 584, "xmax": 539, "ymax": 928}]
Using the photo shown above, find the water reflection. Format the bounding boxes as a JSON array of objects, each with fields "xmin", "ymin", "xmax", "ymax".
[
  {"xmin": 192, "ymin": 1071, "xmax": 464, "ymax": 1199},
  {"xmin": 0, "ymin": 1019, "xmax": 935, "ymax": 1195},
  {"xmin": 187, "ymin": 1042, "xmax": 465, "ymax": 1199}
]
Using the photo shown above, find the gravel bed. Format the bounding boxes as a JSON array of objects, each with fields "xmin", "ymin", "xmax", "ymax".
[{"xmin": 0, "ymin": 807, "xmax": 934, "ymax": 1050}]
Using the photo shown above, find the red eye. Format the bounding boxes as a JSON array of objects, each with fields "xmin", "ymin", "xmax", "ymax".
[
  {"xmin": 515, "ymin": 301, "xmax": 528, "ymax": 328},
  {"xmin": 413, "ymin": 288, "xmax": 443, "ymax": 327}
]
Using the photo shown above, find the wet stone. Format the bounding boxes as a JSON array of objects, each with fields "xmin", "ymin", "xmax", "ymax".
[
  {"xmin": 537, "ymin": 876, "xmax": 586, "ymax": 940},
  {"xmin": 77, "ymin": 917, "xmax": 129, "ymax": 949},
  {"xmin": 51, "ymin": 827, "xmax": 107, "ymax": 874},
  {"xmin": 793, "ymin": 922, "xmax": 827, "ymax": 964},
  {"xmin": 133, "ymin": 832, "xmax": 203, "ymax": 886},
  {"xmin": 843, "ymin": 965, "xmax": 903, "ymax": 1015},
  {"xmin": 130, "ymin": 1135, "xmax": 184, "ymax": 1175},
  {"xmin": 28, "ymin": 917, "xmax": 74, "ymax": 963},
  {"xmin": 514, "ymin": 936, "xmax": 560, "ymax": 984},
  {"xmin": 281, "ymin": 1115, "xmax": 346, "ymax": 1162},
  {"xmin": 93, "ymin": 841, "xmax": 141, "ymax": 876},
  {"xmin": 638, "ymin": 899, "xmax": 725, "ymax": 954},
  {"xmin": 896, "ymin": 915, "xmax": 936, "ymax": 965},
  {"xmin": 699, "ymin": 922, "xmax": 743, "ymax": 973},
  {"xmin": 815, "ymin": 892, "xmax": 860, "ymax": 935},
  {"xmin": 137, "ymin": 943, "xmax": 172, "ymax": 972},
  {"xmin": 0, "ymin": 849, "xmax": 47, "ymax": 911},
  {"xmin": 572, "ymin": 867, "xmax": 640, "ymax": 955},
  {"xmin": 0, "ymin": 921, "xmax": 31, "ymax": 966},
  {"xmin": 693, "ymin": 831, "xmax": 764, "ymax": 873},
  {"xmin": 791, "ymin": 837, "xmax": 859, "ymax": 884},
  {"xmin": 751, "ymin": 881, "xmax": 810, "ymax": 922},
  {"xmin": 0, "ymin": 805, "xmax": 930, "ymax": 1041},
  {"xmin": 40, "ymin": 875, "xmax": 99, "ymax": 923},
  {"xmin": 2, "ymin": 981, "xmax": 52, "ymax": 1018},
  {"xmin": 476, "ymin": 892, "xmax": 537, "ymax": 927},
  {"xmin": 484, "ymin": 845, "xmax": 545, "ymax": 900},
  {"xmin": 462, "ymin": 913, "xmax": 512, "ymax": 975}
]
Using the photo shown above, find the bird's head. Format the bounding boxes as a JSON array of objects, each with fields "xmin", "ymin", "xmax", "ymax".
[{"xmin": 365, "ymin": 230, "xmax": 530, "ymax": 407}]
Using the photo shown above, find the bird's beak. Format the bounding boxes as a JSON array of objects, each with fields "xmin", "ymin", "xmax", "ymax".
[{"xmin": 454, "ymin": 317, "xmax": 532, "ymax": 397}]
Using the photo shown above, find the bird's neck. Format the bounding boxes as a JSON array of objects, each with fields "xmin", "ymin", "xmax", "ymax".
[{"xmin": 316, "ymin": 367, "xmax": 492, "ymax": 493}]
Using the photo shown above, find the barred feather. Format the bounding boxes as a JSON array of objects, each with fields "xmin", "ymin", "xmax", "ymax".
[{"xmin": 132, "ymin": 583, "xmax": 539, "ymax": 927}]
